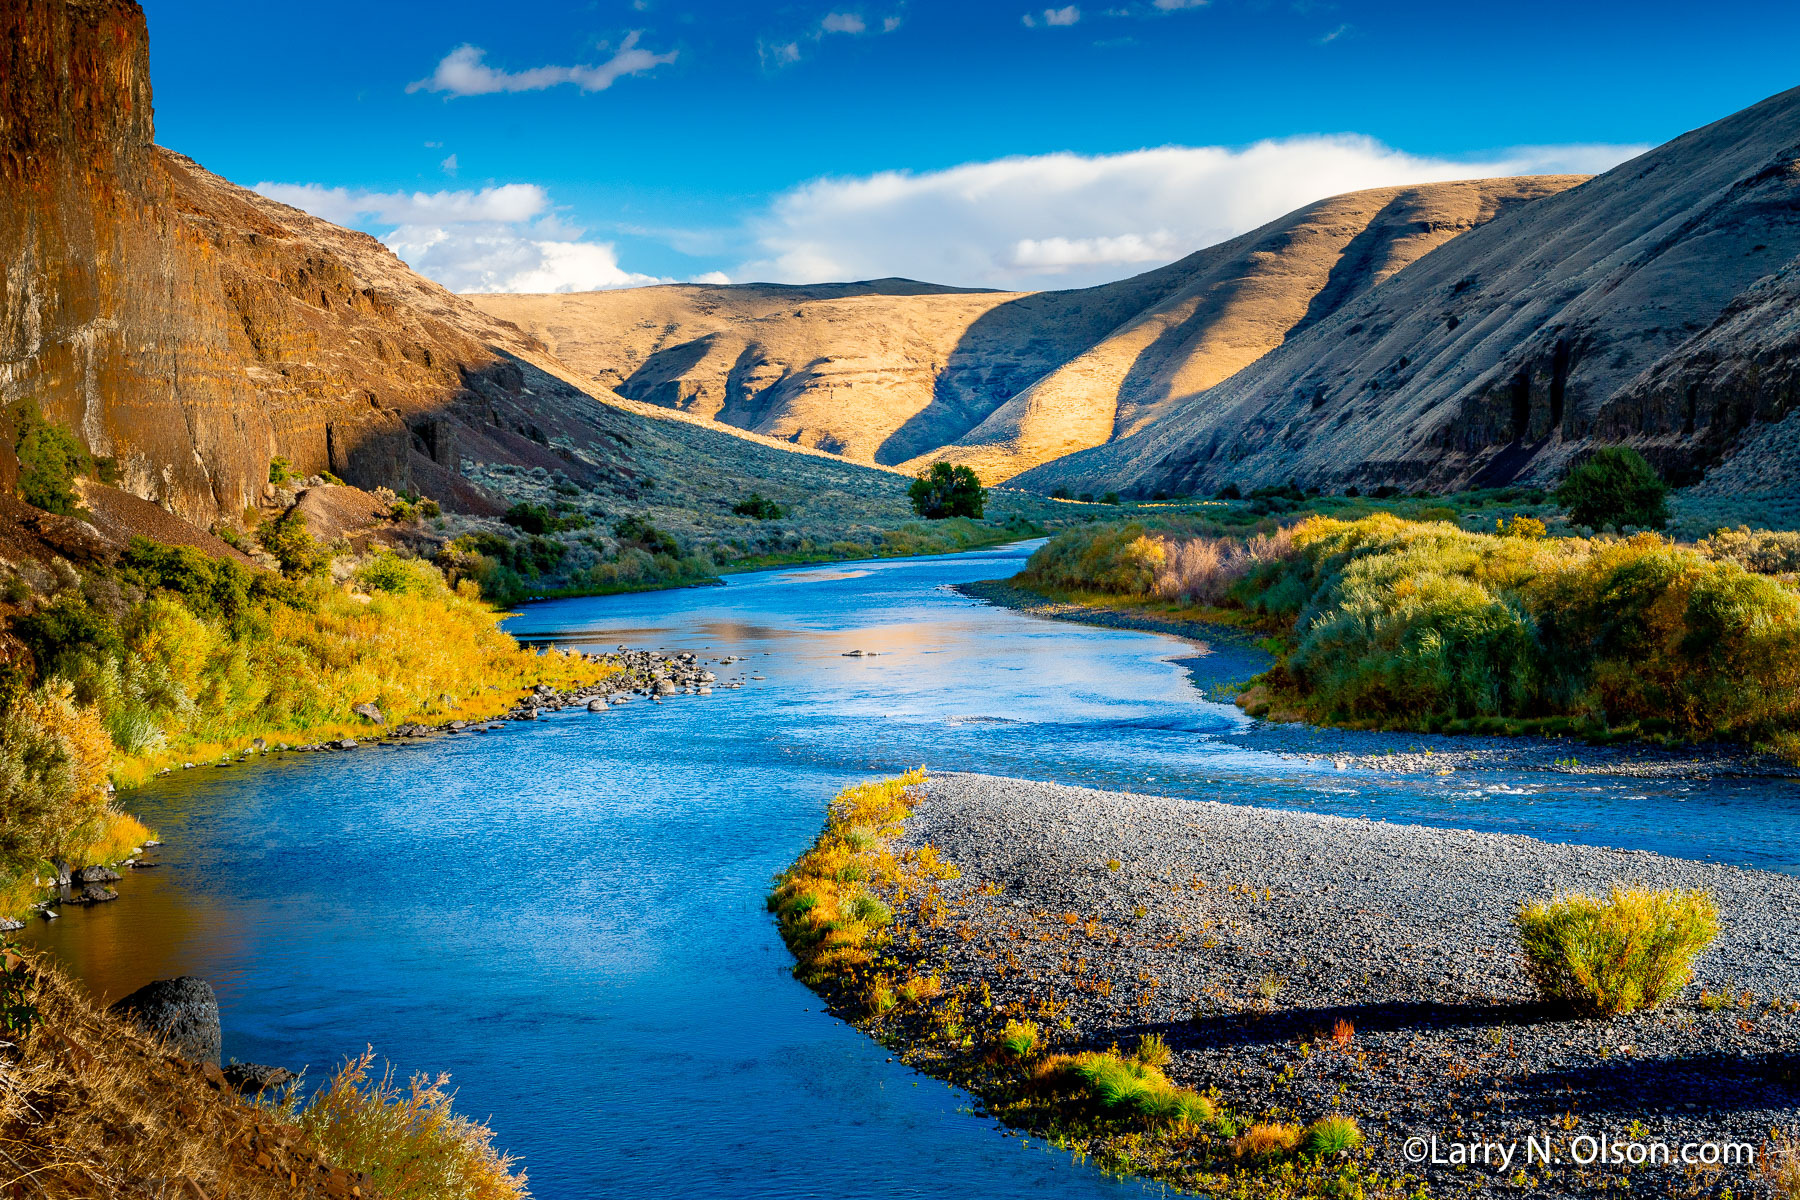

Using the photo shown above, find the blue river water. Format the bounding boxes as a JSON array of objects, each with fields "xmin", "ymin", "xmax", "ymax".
[{"xmin": 24, "ymin": 542, "xmax": 1800, "ymax": 1198}]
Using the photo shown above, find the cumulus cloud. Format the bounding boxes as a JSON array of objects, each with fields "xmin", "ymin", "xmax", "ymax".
[
  {"xmin": 733, "ymin": 136, "xmax": 1647, "ymax": 290},
  {"xmin": 408, "ymin": 33, "xmax": 676, "ymax": 97},
  {"xmin": 254, "ymin": 182, "xmax": 662, "ymax": 294},
  {"xmin": 1022, "ymin": 6, "xmax": 1081, "ymax": 26},
  {"xmin": 762, "ymin": 8, "xmax": 902, "ymax": 67}
]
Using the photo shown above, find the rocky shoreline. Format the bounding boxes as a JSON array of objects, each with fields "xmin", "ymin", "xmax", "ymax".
[
  {"xmin": 958, "ymin": 578, "xmax": 1796, "ymax": 781},
  {"xmin": 881, "ymin": 772, "xmax": 1800, "ymax": 1197}
]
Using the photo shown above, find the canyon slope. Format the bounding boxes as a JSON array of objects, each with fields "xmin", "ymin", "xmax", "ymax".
[
  {"xmin": 1019, "ymin": 86, "xmax": 1800, "ymax": 498},
  {"xmin": 473, "ymin": 176, "xmax": 1579, "ymax": 482},
  {"xmin": 1, "ymin": 0, "xmax": 903, "ymax": 533}
]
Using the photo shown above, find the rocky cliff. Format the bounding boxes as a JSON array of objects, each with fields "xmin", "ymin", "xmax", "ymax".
[
  {"xmin": 1, "ymin": 0, "xmax": 899, "ymax": 530},
  {"xmin": 1018, "ymin": 86, "xmax": 1800, "ymax": 498},
  {"xmin": 478, "ymin": 177, "xmax": 1579, "ymax": 484}
]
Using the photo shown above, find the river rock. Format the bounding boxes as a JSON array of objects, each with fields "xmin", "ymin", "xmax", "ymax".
[
  {"xmin": 351, "ymin": 703, "xmax": 385, "ymax": 724},
  {"xmin": 73, "ymin": 885, "xmax": 118, "ymax": 904},
  {"xmin": 110, "ymin": 977, "xmax": 222, "ymax": 1065},
  {"xmin": 588, "ymin": 698, "xmax": 608, "ymax": 711},
  {"xmin": 74, "ymin": 865, "xmax": 121, "ymax": 884},
  {"xmin": 223, "ymin": 1061, "xmax": 296, "ymax": 1096},
  {"xmin": 653, "ymin": 680, "xmax": 677, "ymax": 696},
  {"xmin": 337, "ymin": 738, "xmax": 358, "ymax": 749},
  {"xmin": 0, "ymin": 917, "xmax": 22, "ymax": 932}
]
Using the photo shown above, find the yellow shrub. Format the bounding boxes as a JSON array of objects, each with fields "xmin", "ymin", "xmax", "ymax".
[{"xmin": 1515, "ymin": 887, "xmax": 1720, "ymax": 1015}]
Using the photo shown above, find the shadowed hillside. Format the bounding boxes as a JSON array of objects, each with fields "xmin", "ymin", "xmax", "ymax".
[{"xmin": 1019, "ymin": 86, "xmax": 1800, "ymax": 499}]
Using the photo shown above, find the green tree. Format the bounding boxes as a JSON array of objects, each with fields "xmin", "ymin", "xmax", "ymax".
[
  {"xmin": 11, "ymin": 401, "xmax": 90, "ymax": 516},
  {"xmin": 908, "ymin": 462, "xmax": 986, "ymax": 519},
  {"xmin": 1555, "ymin": 447, "xmax": 1669, "ymax": 530}
]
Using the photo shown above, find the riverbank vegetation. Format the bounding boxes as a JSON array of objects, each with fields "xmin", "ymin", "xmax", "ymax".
[
  {"xmin": 770, "ymin": 773, "xmax": 1400, "ymax": 1198},
  {"xmin": 0, "ymin": 534, "xmax": 611, "ymax": 917},
  {"xmin": 1013, "ymin": 510, "xmax": 1800, "ymax": 754}
]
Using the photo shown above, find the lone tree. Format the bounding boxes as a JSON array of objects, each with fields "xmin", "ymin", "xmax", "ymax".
[
  {"xmin": 1555, "ymin": 446, "xmax": 1669, "ymax": 530},
  {"xmin": 908, "ymin": 461, "xmax": 986, "ymax": 519}
]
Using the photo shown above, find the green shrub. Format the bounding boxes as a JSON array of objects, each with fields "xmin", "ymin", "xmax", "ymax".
[
  {"xmin": 908, "ymin": 462, "xmax": 986, "ymax": 519},
  {"xmin": 1556, "ymin": 447, "xmax": 1669, "ymax": 530},
  {"xmin": 1018, "ymin": 523, "xmax": 1165, "ymax": 594},
  {"xmin": 259, "ymin": 512, "xmax": 332, "ymax": 578},
  {"xmin": 613, "ymin": 516, "xmax": 680, "ymax": 558},
  {"xmin": 357, "ymin": 553, "xmax": 438, "ymax": 596},
  {"xmin": 268, "ymin": 456, "xmax": 296, "ymax": 486},
  {"xmin": 1515, "ymin": 887, "xmax": 1719, "ymax": 1015},
  {"xmin": 10, "ymin": 401, "xmax": 91, "ymax": 516},
  {"xmin": 733, "ymin": 493, "xmax": 786, "ymax": 520}
]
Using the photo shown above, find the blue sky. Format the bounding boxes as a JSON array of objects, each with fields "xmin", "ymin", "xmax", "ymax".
[{"xmin": 141, "ymin": 0, "xmax": 1800, "ymax": 292}]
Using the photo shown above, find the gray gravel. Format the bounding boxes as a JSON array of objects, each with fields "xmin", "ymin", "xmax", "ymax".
[{"xmin": 893, "ymin": 772, "xmax": 1800, "ymax": 1196}]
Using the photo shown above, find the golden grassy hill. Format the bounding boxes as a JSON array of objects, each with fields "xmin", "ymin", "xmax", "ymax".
[{"xmin": 476, "ymin": 177, "xmax": 1581, "ymax": 484}]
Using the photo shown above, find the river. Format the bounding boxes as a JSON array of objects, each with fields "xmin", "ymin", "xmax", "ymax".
[{"xmin": 24, "ymin": 541, "xmax": 1800, "ymax": 1198}]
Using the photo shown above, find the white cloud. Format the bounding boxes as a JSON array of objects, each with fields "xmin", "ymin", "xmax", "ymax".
[
  {"xmin": 1151, "ymin": 0, "xmax": 1208, "ymax": 9},
  {"xmin": 440, "ymin": 153, "xmax": 458, "ymax": 173},
  {"xmin": 763, "ymin": 9, "xmax": 902, "ymax": 66},
  {"xmin": 690, "ymin": 270, "xmax": 734, "ymax": 285},
  {"xmin": 1023, "ymin": 5, "xmax": 1081, "ymax": 26},
  {"xmin": 253, "ymin": 182, "xmax": 662, "ymax": 294},
  {"xmin": 407, "ymin": 33, "xmax": 676, "ymax": 97},
  {"xmin": 733, "ymin": 137, "xmax": 1648, "ymax": 290},
  {"xmin": 1316, "ymin": 22, "xmax": 1351, "ymax": 44}
]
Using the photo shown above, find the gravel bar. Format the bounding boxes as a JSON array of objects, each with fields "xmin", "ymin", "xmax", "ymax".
[{"xmin": 892, "ymin": 772, "xmax": 1800, "ymax": 1196}]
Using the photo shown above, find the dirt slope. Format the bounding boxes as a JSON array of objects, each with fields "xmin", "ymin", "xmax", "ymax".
[{"xmin": 1019, "ymin": 86, "xmax": 1800, "ymax": 497}]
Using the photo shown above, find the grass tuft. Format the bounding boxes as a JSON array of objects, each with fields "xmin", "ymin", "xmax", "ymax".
[
  {"xmin": 1234, "ymin": 1122, "xmax": 1303, "ymax": 1159},
  {"xmin": 1302, "ymin": 1115, "xmax": 1363, "ymax": 1157}
]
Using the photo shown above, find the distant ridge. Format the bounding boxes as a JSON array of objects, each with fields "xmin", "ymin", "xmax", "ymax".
[
  {"xmin": 475, "ymin": 175, "xmax": 1576, "ymax": 479},
  {"xmin": 1019, "ymin": 85, "xmax": 1800, "ymax": 498}
]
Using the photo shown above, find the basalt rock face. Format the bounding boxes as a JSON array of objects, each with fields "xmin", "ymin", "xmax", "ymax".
[
  {"xmin": 3, "ymin": 0, "xmax": 880, "ymax": 528},
  {"xmin": 478, "ymin": 178, "xmax": 1579, "ymax": 484},
  {"xmin": 1018, "ymin": 86, "xmax": 1800, "ymax": 498}
]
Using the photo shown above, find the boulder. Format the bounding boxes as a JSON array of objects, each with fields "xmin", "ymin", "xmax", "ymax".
[
  {"xmin": 110, "ymin": 977, "xmax": 222, "ymax": 1065},
  {"xmin": 653, "ymin": 679, "xmax": 678, "ymax": 696},
  {"xmin": 74, "ymin": 865, "xmax": 121, "ymax": 884},
  {"xmin": 74, "ymin": 885, "xmax": 118, "ymax": 904},
  {"xmin": 351, "ymin": 703, "xmax": 385, "ymax": 725},
  {"xmin": 588, "ymin": 698, "xmax": 608, "ymax": 711}
]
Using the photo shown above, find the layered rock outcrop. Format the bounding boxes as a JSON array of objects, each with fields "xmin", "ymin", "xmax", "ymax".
[{"xmin": 2, "ymin": 0, "xmax": 899, "ymax": 530}]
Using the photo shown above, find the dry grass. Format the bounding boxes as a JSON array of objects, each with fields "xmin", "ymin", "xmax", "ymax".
[
  {"xmin": 287, "ymin": 1048, "xmax": 527, "ymax": 1200},
  {"xmin": 0, "ymin": 948, "xmax": 374, "ymax": 1199},
  {"xmin": 1515, "ymin": 887, "xmax": 1720, "ymax": 1016}
]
